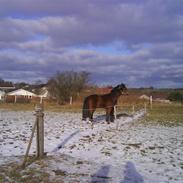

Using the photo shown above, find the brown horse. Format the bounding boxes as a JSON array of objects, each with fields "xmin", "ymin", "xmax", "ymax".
[{"xmin": 82, "ymin": 83, "xmax": 128, "ymax": 123}]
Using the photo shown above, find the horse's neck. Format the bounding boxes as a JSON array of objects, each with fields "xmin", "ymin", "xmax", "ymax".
[{"xmin": 110, "ymin": 92, "xmax": 121, "ymax": 103}]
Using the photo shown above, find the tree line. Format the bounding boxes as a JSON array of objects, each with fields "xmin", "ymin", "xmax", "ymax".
[
  {"xmin": 47, "ymin": 71, "xmax": 90, "ymax": 104},
  {"xmin": 0, "ymin": 71, "xmax": 90, "ymax": 104},
  {"xmin": 1, "ymin": 72, "xmax": 183, "ymax": 104}
]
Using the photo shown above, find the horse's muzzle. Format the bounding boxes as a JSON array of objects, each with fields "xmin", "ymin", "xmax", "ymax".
[{"xmin": 122, "ymin": 91, "xmax": 128, "ymax": 95}]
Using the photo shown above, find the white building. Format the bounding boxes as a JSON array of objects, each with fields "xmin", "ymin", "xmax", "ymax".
[
  {"xmin": 38, "ymin": 87, "xmax": 50, "ymax": 98},
  {"xmin": 7, "ymin": 89, "xmax": 37, "ymax": 98},
  {"xmin": 38, "ymin": 87, "xmax": 51, "ymax": 103},
  {"xmin": 139, "ymin": 94, "xmax": 150, "ymax": 100}
]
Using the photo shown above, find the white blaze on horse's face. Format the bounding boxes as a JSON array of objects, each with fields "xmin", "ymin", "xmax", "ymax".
[
  {"xmin": 122, "ymin": 88, "xmax": 128, "ymax": 95},
  {"xmin": 121, "ymin": 89, "xmax": 125, "ymax": 95},
  {"xmin": 121, "ymin": 87, "xmax": 128, "ymax": 95}
]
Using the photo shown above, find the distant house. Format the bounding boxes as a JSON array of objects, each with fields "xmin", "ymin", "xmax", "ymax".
[
  {"xmin": 0, "ymin": 83, "xmax": 15, "ymax": 91},
  {"xmin": 139, "ymin": 94, "xmax": 150, "ymax": 100},
  {"xmin": 38, "ymin": 87, "xmax": 51, "ymax": 103},
  {"xmin": 7, "ymin": 89, "xmax": 37, "ymax": 98},
  {"xmin": 153, "ymin": 98, "xmax": 171, "ymax": 104},
  {"xmin": 97, "ymin": 86, "xmax": 113, "ymax": 94},
  {"xmin": 38, "ymin": 87, "xmax": 50, "ymax": 98},
  {"xmin": 139, "ymin": 94, "xmax": 171, "ymax": 104}
]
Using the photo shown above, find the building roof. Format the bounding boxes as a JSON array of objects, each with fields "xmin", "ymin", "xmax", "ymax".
[
  {"xmin": 39, "ymin": 88, "xmax": 50, "ymax": 98},
  {"xmin": 7, "ymin": 89, "xmax": 37, "ymax": 96},
  {"xmin": 96, "ymin": 86, "xmax": 113, "ymax": 94},
  {"xmin": 0, "ymin": 83, "xmax": 15, "ymax": 90}
]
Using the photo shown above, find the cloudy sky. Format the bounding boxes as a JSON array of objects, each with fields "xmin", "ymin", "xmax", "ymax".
[{"xmin": 0, "ymin": 0, "xmax": 183, "ymax": 88}]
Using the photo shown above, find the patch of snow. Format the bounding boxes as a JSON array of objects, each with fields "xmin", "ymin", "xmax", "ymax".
[{"xmin": 0, "ymin": 110, "xmax": 183, "ymax": 182}]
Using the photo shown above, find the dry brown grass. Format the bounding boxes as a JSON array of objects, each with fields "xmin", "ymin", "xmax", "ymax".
[{"xmin": 0, "ymin": 91, "xmax": 149, "ymax": 112}]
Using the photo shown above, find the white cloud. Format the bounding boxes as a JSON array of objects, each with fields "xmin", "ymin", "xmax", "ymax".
[{"xmin": 0, "ymin": 0, "xmax": 183, "ymax": 87}]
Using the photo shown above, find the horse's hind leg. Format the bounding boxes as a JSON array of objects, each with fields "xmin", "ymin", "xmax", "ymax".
[
  {"xmin": 82, "ymin": 99, "xmax": 89, "ymax": 121},
  {"xmin": 82, "ymin": 109, "xmax": 88, "ymax": 121},
  {"xmin": 89, "ymin": 109, "xmax": 95, "ymax": 122}
]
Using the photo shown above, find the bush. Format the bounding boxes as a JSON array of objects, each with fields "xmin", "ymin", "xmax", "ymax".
[
  {"xmin": 167, "ymin": 91, "xmax": 183, "ymax": 103},
  {"xmin": 47, "ymin": 71, "xmax": 90, "ymax": 104}
]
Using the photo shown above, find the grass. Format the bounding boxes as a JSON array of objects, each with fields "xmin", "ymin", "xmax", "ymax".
[
  {"xmin": 142, "ymin": 103, "xmax": 183, "ymax": 126},
  {"xmin": 0, "ymin": 101, "xmax": 182, "ymax": 182},
  {"xmin": 0, "ymin": 157, "xmax": 56, "ymax": 183},
  {"xmin": 0, "ymin": 101, "xmax": 182, "ymax": 126},
  {"xmin": 0, "ymin": 102, "xmax": 83, "ymax": 112},
  {"xmin": 0, "ymin": 102, "xmax": 35, "ymax": 111}
]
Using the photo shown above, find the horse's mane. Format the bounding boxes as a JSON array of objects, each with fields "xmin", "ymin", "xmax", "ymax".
[{"xmin": 111, "ymin": 83, "xmax": 126, "ymax": 93}]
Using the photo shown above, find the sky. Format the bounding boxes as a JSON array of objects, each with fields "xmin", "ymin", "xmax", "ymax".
[{"xmin": 0, "ymin": 0, "xmax": 183, "ymax": 88}]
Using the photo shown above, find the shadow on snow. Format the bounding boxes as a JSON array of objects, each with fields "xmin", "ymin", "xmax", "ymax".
[{"xmin": 91, "ymin": 161, "xmax": 144, "ymax": 183}]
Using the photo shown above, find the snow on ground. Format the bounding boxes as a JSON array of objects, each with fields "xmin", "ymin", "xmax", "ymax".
[{"xmin": 0, "ymin": 110, "xmax": 183, "ymax": 182}]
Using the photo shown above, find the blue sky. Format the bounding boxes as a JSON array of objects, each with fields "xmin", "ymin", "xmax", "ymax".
[{"xmin": 0, "ymin": 0, "xmax": 183, "ymax": 88}]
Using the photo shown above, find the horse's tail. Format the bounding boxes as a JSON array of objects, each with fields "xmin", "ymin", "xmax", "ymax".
[{"xmin": 82, "ymin": 97, "xmax": 89, "ymax": 120}]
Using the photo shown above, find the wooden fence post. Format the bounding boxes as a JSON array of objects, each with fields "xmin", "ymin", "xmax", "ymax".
[
  {"xmin": 144, "ymin": 103, "xmax": 147, "ymax": 114},
  {"xmin": 21, "ymin": 104, "xmax": 45, "ymax": 167},
  {"xmin": 14, "ymin": 95, "xmax": 17, "ymax": 103},
  {"xmin": 149, "ymin": 96, "xmax": 152, "ymax": 110},
  {"xmin": 114, "ymin": 105, "xmax": 117, "ymax": 120},
  {"xmin": 40, "ymin": 96, "xmax": 43, "ymax": 104},
  {"xmin": 21, "ymin": 119, "xmax": 37, "ymax": 168},
  {"xmin": 132, "ymin": 105, "xmax": 135, "ymax": 115},
  {"xmin": 35, "ymin": 104, "xmax": 44, "ymax": 158},
  {"xmin": 70, "ymin": 96, "xmax": 73, "ymax": 105}
]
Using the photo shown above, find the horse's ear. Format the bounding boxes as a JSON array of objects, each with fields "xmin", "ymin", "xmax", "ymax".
[
  {"xmin": 117, "ymin": 85, "xmax": 121, "ymax": 89},
  {"xmin": 121, "ymin": 83, "xmax": 126, "ymax": 89}
]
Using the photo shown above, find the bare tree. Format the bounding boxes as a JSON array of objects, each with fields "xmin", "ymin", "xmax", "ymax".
[{"xmin": 47, "ymin": 71, "xmax": 90, "ymax": 104}]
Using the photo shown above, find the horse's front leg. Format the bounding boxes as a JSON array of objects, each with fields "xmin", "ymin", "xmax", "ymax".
[
  {"xmin": 106, "ymin": 108, "xmax": 111, "ymax": 124},
  {"xmin": 110, "ymin": 107, "xmax": 115, "ymax": 122}
]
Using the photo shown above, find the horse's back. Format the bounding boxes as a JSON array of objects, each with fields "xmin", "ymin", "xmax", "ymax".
[
  {"xmin": 85, "ymin": 94, "xmax": 99, "ymax": 103},
  {"xmin": 84, "ymin": 93, "xmax": 114, "ymax": 109}
]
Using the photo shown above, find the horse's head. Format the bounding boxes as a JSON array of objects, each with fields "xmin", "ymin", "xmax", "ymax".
[
  {"xmin": 111, "ymin": 83, "xmax": 128, "ymax": 96},
  {"xmin": 118, "ymin": 83, "xmax": 128, "ymax": 95}
]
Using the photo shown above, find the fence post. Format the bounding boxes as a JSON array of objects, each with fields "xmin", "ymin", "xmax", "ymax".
[
  {"xmin": 149, "ymin": 96, "xmax": 152, "ymax": 110},
  {"xmin": 144, "ymin": 103, "xmax": 147, "ymax": 114},
  {"xmin": 40, "ymin": 96, "xmax": 43, "ymax": 104},
  {"xmin": 21, "ymin": 119, "xmax": 37, "ymax": 167},
  {"xmin": 35, "ymin": 104, "xmax": 44, "ymax": 158},
  {"xmin": 70, "ymin": 96, "xmax": 73, "ymax": 105},
  {"xmin": 132, "ymin": 105, "xmax": 135, "ymax": 115},
  {"xmin": 14, "ymin": 95, "xmax": 17, "ymax": 103},
  {"xmin": 114, "ymin": 105, "xmax": 117, "ymax": 120}
]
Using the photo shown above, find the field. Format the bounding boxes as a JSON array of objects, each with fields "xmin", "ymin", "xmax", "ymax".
[{"xmin": 0, "ymin": 103, "xmax": 183, "ymax": 183}]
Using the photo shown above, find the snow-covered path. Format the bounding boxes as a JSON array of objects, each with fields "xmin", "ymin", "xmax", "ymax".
[{"xmin": 0, "ymin": 110, "xmax": 183, "ymax": 182}]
